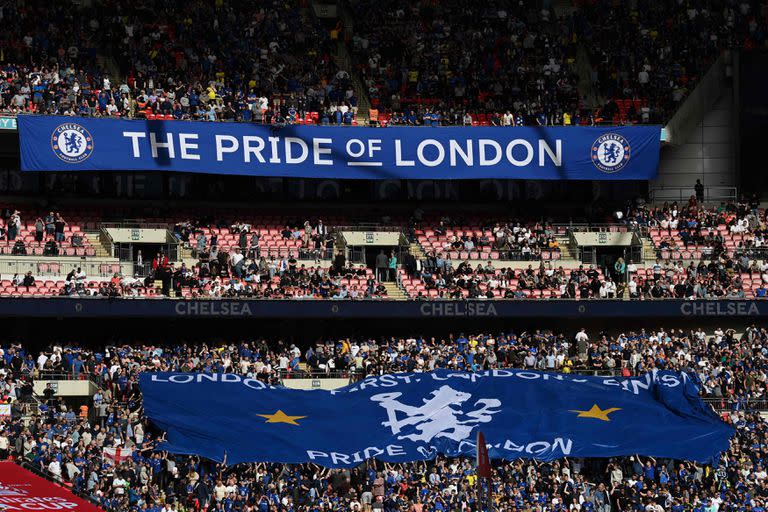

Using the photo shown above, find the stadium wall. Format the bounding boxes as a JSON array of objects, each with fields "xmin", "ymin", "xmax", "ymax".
[{"xmin": 655, "ymin": 89, "xmax": 737, "ymax": 192}]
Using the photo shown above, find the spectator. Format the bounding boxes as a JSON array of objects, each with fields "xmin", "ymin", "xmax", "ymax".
[
  {"xmin": 22, "ymin": 271, "xmax": 35, "ymax": 288},
  {"xmin": 34, "ymin": 217, "xmax": 44, "ymax": 242}
]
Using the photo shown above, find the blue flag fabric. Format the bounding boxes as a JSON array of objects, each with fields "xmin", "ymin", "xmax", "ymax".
[{"xmin": 140, "ymin": 370, "xmax": 733, "ymax": 467}]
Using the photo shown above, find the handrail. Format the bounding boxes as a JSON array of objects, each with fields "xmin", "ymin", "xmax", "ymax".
[
  {"xmin": 34, "ymin": 371, "xmax": 88, "ymax": 380},
  {"xmin": 32, "ymin": 371, "xmax": 105, "ymax": 389},
  {"xmin": 101, "ymin": 221, "xmax": 171, "ymax": 230},
  {"xmin": 701, "ymin": 397, "xmax": 768, "ymax": 411},
  {"xmin": 277, "ymin": 369, "xmax": 356, "ymax": 379},
  {"xmin": 5, "ymin": 112, "xmax": 656, "ymax": 128},
  {"xmin": 0, "ymin": 258, "xmax": 123, "ymax": 278},
  {"xmin": 333, "ymin": 224, "xmax": 405, "ymax": 233},
  {"xmin": 559, "ymin": 224, "xmax": 634, "ymax": 233},
  {"xmin": 649, "ymin": 186, "xmax": 737, "ymax": 204}
]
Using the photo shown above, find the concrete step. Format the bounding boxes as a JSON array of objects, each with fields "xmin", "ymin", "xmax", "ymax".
[
  {"xmin": 382, "ymin": 281, "xmax": 408, "ymax": 300},
  {"xmin": 554, "ymin": 235, "xmax": 577, "ymax": 260},
  {"xmin": 83, "ymin": 229, "xmax": 111, "ymax": 258},
  {"xmin": 409, "ymin": 243, "xmax": 426, "ymax": 260}
]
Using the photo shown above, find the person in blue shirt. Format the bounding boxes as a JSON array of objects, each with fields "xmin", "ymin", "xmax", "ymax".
[
  {"xmin": 342, "ymin": 110, "xmax": 354, "ymax": 125},
  {"xmin": 98, "ymin": 90, "xmax": 110, "ymax": 112}
]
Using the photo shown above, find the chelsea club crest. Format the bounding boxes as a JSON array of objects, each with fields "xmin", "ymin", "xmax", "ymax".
[
  {"xmin": 591, "ymin": 133, "xmax": 630, "ymax": 173},
  {"xmin": 51, "ymin": 123, "xmax": 94, "ymax": 163}
]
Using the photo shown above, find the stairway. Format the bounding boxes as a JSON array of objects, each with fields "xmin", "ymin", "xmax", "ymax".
[
  {"xmin": 176, "ymin": 244, "xmax": 198, "ymax": 268},
  {"xmin": 641, "ymin": 238, "xmax": 658, "ymax": 261},
  {"xmin": 325, "ymin": 0, "xmax": 372, "ymax": 122},
  {"xmin": 96, "ymin": 53, "xmax": 123, "ymax": 85},
  {"xmin": 409, "ymin": 242, "xmax": 425, "ymax": 260},
  {"xmin": 83, "ymin": 229, "xmax": 112, "ymax": 259},
  {"xmin": 575, "ymin": 45, "xmax": 599, "ymax": 109},
  {"xmin": 330, "ymin": 41, "xmax": 371, "ymax": 122},
  {"xmin": 554, "ymin": 235, "xmax": 578, "ymax": 260},
  {"xmin": 382, "ymin": 281, "xmax": 408, "ymax": 300}
]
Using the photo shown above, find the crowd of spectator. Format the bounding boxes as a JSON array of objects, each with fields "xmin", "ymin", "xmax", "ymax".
[
  {"xmin": 348, "ymin": 0, "xmax": 767, "ymax": 124},
  {"xmin": 0, "ymin": 207, "xmax": 90, "ymax": 257},
  {"xmin": 622, "ymin": 253, "xmax": 768, "ymax": 300},
  {"xmin": 1, "ymin": 0, "xmax": 766, "ymax": 126},
  {"xmin": 0, "ymin": 324, "xmax": 765, "ymax": 511},
  {"xmin": 413, "ymin": 217, "xmax": 562, "ymax": 262},
  {"xmin": 137, "ymin": 248, "xmax": 387, "ymax": 300},
  {"xmin": 626, "ymin": 195, "xmax": 765, "ymax": 258},
  {"xmin": 579, "ymin": 0, "xmax": 767, "ymax": 122},
  {"xmin": 404, "ymin": 262, "xmax": 617, "ymax": 300},
  {"xmin": 0, "ymin": 0, "xmax": 353, "ymax": 123},
  {"xmin": 348, "ymin": 1, "xmax": 581, "ymax": 121},
  {"xmin": 169, "ymin": 217, "xmax": 387, "ymax": 299}
]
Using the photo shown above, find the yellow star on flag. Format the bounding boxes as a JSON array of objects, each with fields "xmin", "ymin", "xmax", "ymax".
[
  {"xmin": 256, "ymin": 410, "xmax": 307, "ymax": 425},
  {"xmin": 570, "ymin": 404, "xmax": 621, "ymax": 421}
]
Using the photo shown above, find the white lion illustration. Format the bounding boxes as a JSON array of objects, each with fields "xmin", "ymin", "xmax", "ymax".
[{"xmin": 371, "ymin": 385, "xmax": 501, "ymax": 443}]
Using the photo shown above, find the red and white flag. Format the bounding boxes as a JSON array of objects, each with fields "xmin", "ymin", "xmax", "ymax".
[{"xmin": 102, "ymin": 446, "xmax": 133, "ymax": 465}]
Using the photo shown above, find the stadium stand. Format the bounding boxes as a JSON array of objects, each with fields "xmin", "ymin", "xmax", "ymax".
[
  {"xmin": 412, "ymin": 217, "xmax": 563, "ymax": 262},
  {"xmin": 2, "ymin": 199, "xmax": 768, "ymax": 300},
  {"xmin": 1, "ymin": 0, "xmax": 763, "ymax": 125},
  {"xmin": 1, "ymin": 1, "xmax": 766, "ymax": 510},
  {"xmin": 0, "ymin": 326, "xmax": 763, "ymax": 511}
]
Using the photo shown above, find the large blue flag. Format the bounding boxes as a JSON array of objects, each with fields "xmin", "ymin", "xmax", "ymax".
[{"xmin": 140, "ymin": 370, "xmax": 733, "ymax": 467}]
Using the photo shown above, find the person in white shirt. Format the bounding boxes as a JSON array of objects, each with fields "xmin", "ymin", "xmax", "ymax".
[
  {"xmin": 0, "ymin": 431, "xmax": 9, "ymax": 459},
  {"xmin": 48, "ymin": 459, "xmax": 62, "ymax": 480},
  {"xmin": 628, "ymin": 277, "xmax": 638, "ymax": 297},
  {"xmin": 106, "ymin": 100, "xmax": 119, "ymax": 115},
  {"xmin": 112, "ymin": 475, "xmax": 127, "ymax": 495}
]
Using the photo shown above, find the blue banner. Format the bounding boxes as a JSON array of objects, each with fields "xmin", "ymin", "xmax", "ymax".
[
  {"xmin": 19, "ymin": 116, "xmax": 661, "ymax": 180},
  {"xmin": 140, "ymin": 370, "xmax": 732, "ymax": 467},
  {"xmin": 0, "ymin": 298, "xmax": 764, "ymax": 319}
]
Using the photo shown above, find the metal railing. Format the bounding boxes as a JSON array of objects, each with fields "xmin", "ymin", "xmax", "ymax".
[
  {"xmin": 702, "ymin": 397, "xmax": 768, "ymax": 411},
  {"xmin": 333, "ymin": 224, "xmax": 405, "ymax": 233},
  {"xmin": 101, "ymin": 220, "xmax": 172, "ymax": 230},
  {"xmin": 559, "ymin": 223, "xmax": 634, "ymax": 233},
  {"xmin": 0, "ymin": 258, "xmax": 125, "ymax": 278},
  {"xmin": 649, "ymin": 186, "xmax": 738, "ymax": 203},
  {"xmin": 5, "ymin": 112, "xmax": 662, "ymax": 127},
  {"xmin": 276, "ymin": 369, "xmax": 358, "ymax": 380}
]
